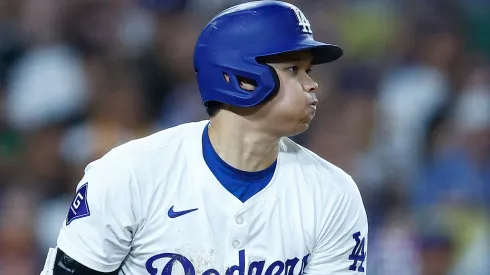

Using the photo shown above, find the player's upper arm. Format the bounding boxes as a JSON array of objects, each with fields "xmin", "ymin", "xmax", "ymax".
[
  {"xmin": 304, "ymin": 176, "xmax": 368, "ymax": 275},
  {"xmin": 56, "ymin": 155, "xmax": 140, "ymax": 273}
]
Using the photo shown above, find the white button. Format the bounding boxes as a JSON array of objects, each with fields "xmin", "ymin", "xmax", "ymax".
[
  {"xmin": 232, "ymin": 240, "xmax": 240, "ymax": 248},
  {"xmin": 236, "ymin": 216, "xmax": 243, "ymax": 224}
]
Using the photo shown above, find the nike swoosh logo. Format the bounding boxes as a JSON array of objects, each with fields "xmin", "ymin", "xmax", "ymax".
[{"xmin": 168, "ymin": 206, "xmax": 198, "ymax": 218}]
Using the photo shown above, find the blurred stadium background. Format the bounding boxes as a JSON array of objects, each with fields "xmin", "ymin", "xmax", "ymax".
[{"xmin": 0, "ymin": 0, "xmax": 489, "ymax": 274}]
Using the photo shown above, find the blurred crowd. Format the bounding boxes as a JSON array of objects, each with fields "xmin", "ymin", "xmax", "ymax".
[{"xmin": 0, "ymin": 0, "xmax": 489, "ymax": 274}]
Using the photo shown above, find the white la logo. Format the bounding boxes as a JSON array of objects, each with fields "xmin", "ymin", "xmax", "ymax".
[{"xmin": 291, "ymin": 7, "xmax": 312, "ymax": 34}]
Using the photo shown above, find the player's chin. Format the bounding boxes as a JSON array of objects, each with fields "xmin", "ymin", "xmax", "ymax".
[
  {"xmin": 289, "ymin": 115, "xmax": 315, "ymax": 136},
  {"xmin": 301, "ymin": 117, "xmax": 314, "ymax": 130},
  {"xmin": 303, "ymin": 111, "xmax": 317, "ymax": 126},
  {"xmin": 303, "ymin": 107, "xmax": 316, "ymax": 124}
]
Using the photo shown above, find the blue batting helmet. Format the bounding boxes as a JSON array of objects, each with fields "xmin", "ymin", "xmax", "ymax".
[{"xmin": 193, "ymin": 1, "xmax": 343, "ymax": 108}]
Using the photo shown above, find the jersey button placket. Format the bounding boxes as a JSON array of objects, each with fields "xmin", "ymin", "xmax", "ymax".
[{"xmin": 230, "ymin": 213, "xmax": 247, "ymax": 250}]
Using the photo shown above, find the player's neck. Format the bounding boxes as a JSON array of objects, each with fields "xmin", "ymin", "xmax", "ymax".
[{"xmin": 208, "ymin": 115, "xmax": 280, "ymax": 172}]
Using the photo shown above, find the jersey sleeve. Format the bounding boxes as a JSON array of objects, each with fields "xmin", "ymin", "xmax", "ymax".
[
  {"xmin": 304, "ymin": 176, "xmax": 369, "ymax": 275},
  {"xmin": 56, "ymin": 156, "xmax": 139, "ymax": 273}
]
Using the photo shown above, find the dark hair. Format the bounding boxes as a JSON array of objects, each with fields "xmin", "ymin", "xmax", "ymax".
[{"xmin": 205, "ymin": 101, "xmax": 224, "ymax": 117}]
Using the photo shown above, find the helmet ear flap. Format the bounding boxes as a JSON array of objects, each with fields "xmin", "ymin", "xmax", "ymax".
[
  {"xmin": 227, "ymin": 64, "xmax": 280, "ymax": 104},
  {"xmin": 263, "ymin": 64, "xmax": 280, "ymax": 100},
  {"xmin": 195, "ymin": 48, "xmax": 281, "ymax": 107}
]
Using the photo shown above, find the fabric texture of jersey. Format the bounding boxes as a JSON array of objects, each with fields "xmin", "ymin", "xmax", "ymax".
[
  {"xmin": 56, "ymin": 121, "xmax": 368, "ymax": 275},
  {"xmin": 202, "ymin": 122, "xmax": 276, "ymax": 203},
  {"xmin": 194, "ymin": 1, "xmax": 343, "ymax": 107}
]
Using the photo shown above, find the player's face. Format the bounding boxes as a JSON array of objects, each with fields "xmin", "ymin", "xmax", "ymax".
[{"xmin": 258, "ymin": 50, "xmax": 319, "ymax": 137}]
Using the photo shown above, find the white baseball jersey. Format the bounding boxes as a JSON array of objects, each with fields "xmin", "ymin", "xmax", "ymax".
[{"xmin": 56, "ymin": 120, "xmax": 368, "ymax": 275}]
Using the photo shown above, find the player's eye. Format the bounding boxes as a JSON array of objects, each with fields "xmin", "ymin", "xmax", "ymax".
[
  {"xmin": 287, "ymin": 66, "xmax": 299, "ymax": 74},
  {"xmin": 306, "ymin": 68, "xmax": 312, "ymax": 75}
]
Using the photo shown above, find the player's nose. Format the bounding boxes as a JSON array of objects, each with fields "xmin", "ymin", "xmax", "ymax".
[{"xmin": 302, "ymin": 75, "xmax": 318, "ymax": 93}]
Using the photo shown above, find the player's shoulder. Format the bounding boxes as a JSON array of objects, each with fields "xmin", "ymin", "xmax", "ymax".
[
  {"xmin": 83, "ymin": 120, "xmax": 208, "ymax": 181},
  {"xmin": 89, "ymin": 120, "xmax": 205, "ymax": 168},
  {"xmin": 107, "ymin": 120, "xmax": 207, "ymax": 158},
  {"xmin": 279, "ymin": 137, "xmax": 359, "ymax": 195}
]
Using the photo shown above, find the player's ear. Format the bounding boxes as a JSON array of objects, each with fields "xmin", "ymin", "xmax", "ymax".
[
  {"xmin": 237, "ymin": 76, "xmax": 256, "ymax": 91},
  {"xmin": 223, "ymin": 73, "xmax": 256, "ymax": 91}
]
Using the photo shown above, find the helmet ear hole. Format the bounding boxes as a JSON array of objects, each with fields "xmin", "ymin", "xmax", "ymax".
[
  {"xmin": 236, "ymin": 76, "xmax": 257, "ymax": 91},
  {"xmin": 223, "ymin": 72, "xmax": 257, "ymax": 91},
  {"xmin": 223, "ymin": 72, "xmax": 231, "ymax": 83}
]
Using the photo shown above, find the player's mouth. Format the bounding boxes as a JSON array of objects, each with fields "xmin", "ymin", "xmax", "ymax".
[
  {"xmin": 308, "ymin": 94, "xmax": 318, "ymax": 107},
  {"xmin": 309, "ymin": 99, "xmax": 318, "ymax": 108},
  {"xmin": 308, "ymin": 101, "xmax": 317, "ymax": 112}
]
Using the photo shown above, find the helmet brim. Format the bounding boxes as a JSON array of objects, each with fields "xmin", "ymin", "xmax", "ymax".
[
  {"xmin": 296, "ymin": 40, "xmax": 343, "ymax": 65},
  {"xmin": 254, "ymin": 39, "xmax": 343, "ymax": 65}
]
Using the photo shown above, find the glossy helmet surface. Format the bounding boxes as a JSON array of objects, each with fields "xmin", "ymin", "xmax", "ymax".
[{"xmin": 194, "ymin": 1, "xmax": 343, "ymax": 107}]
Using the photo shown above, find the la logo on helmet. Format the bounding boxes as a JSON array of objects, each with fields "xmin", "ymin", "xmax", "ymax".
[{"xmin": 291, "ymin": 7, "xmax": 312, "ymax": 34}]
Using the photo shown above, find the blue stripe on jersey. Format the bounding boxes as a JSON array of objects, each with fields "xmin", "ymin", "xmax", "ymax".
[{"xmin": 202, "ymin": 123, "xmax": 276, "ymax": 203}]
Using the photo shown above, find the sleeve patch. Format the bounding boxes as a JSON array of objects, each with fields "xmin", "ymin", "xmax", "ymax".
[
  {"xmin": 66, "ymin": 183, "xmax": 90, "ymax": 226},
  {"xmin": 348, "ymin": 231, "xmax": 366, "ymax": 272}
]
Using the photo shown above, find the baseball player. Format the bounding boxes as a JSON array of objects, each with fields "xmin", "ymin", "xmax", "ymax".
[{"xmin": 41, "ymin": 1, "xmax": 368, "ymax": 274}]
